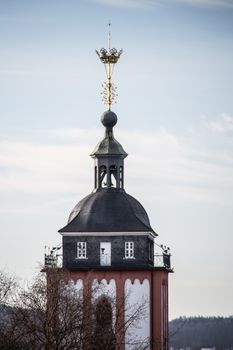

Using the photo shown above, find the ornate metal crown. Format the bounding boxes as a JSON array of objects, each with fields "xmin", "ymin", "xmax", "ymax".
[{"xmin": 96, "ymin": 48, "xmax": 123, "ymax": 64}]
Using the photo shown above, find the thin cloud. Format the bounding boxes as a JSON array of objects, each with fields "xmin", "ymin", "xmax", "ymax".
[
  {"xmin": 88, "ymin": 0, "xmax": 155, "ymax": 8},
  {"xmin": 176, "ymin": 0, "xmax": 233, "ymax": 7},
  {"xmin": 89, "ymin": 0, "xmax": 233, "ymax": 8},
  {"xmin": 0, "ymin": 125, "xmax": 232, "ymax": 205},
  {"xmin": 205, "ymin": 113, "xmax": 233, "ymax": 133}
]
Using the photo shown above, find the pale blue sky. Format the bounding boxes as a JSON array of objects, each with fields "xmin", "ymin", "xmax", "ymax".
[{"xmin": 0, "ymin": 0, "xmax": 233, "ymax": 319}]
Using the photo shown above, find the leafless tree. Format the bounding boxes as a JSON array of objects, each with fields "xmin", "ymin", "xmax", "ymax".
[
  {"xmin": 0, "ymin": 270, "xmax": 20, "ymax": 349},
  {"xmin": 0, "ymin": 270, "xmax": 17, "ymax": 305},
  {"xmin": 0, "ymin": 269, "xmax": 151, "ymax": 350},
  {"xmin": 8, "ymin": 270, "xmax": 91, "ymax": 350}
]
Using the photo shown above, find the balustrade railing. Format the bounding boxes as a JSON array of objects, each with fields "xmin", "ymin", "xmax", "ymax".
[{"xmin": 154, "ymin": 253, "xmax": 171, "ymax": 269}]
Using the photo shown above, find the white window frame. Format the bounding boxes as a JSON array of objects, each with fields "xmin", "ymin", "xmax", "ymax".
[
  {"xmin": 125, "ymin": 241, "xmax": 134, "ymax": 259},
  {"xmin": 77, "ymin": 242, "xmax": 87, "ymax": 259}
]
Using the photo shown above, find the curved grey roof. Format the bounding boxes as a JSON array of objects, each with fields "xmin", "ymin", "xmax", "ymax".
[
  {"xmin": 90, "ymin": 110, "xmax": 127, "ymax": 157},
  {"xmin": 59, "ymin": 188, "xmax": 156, "ymax": 234},
  {"xmin": 91, "ymin": 134, "xmax": 127, "ymax": 157}
]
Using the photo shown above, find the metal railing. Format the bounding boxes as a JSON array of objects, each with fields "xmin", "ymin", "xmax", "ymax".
[
  {"xmin": 44, "ymin": 245, "xmax": 171, "ymax": 269},
  {"xmin": 44, "ymin": 245, "xmax": 62, "ymax": 268},
  {"xmin": 154, "ymin": 253, "xmax": 171, "ymax": 269}
]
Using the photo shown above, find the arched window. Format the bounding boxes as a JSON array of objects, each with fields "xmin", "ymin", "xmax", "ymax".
[
  {"xmin": 94, "ymin": 166, "xmax": 97, "ymax": 188},
  {"xmin": 99, "ymin": 165, "xmax": 107, "ymax": 188},
  {"xmin": 93, "ymin": 295, "xmax": 116, "ymax": 350},
  {"xmin": 119, "ymin": 166, "xmax": 124, "ymax": 188},
  {"xmin": 110, "ymin": 165, "xmax": 117, "ymax": 188}
]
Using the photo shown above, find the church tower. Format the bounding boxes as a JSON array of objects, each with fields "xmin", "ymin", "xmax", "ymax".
[{"xmin": 45, "ymin": 28, "xmax": 172, "ymax": 350}]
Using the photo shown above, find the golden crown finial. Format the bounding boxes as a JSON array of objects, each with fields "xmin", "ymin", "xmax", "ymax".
[{"xmin": 96, "ymin": 22, "xmax": 123, "ymax": 110}]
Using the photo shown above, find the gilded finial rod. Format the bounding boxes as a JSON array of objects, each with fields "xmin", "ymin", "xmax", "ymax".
[
  {"xmin": 96, "ymin": 23, "xmax": 123, "ymax": 110},
  {"xmin": 107, "ymin": 21, "xmax": 111, "ymax": 110},
  {"xmin": 107, "ymin": 66, "xmax": 111, "ymax": 110}
]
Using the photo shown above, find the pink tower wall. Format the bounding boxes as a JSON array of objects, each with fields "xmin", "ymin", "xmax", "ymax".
[{"xmin": 57, "ymin": 269, "xmax": 169, "ymax": 350}]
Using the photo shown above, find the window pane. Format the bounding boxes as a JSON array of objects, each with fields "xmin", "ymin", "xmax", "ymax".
[
  {"xmin": 77, "ymin": 242, "xmax": 86, "ymax": 258},
  {"xmin": 125, "ymin": 241, "xmax": 134, "ymax": 258}
]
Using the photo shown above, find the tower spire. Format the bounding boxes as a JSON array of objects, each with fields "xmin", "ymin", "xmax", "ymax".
[
  {"xmin": 93, "ymin": 27, "xmax": 126, "ymax": 191},
  {"xmin": 96, "ymin": 23, "xmax": 122, "ymax": 110}
]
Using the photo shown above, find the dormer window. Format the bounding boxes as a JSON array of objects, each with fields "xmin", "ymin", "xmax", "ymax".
[
  {"xmin": 77, "ymin": 242, "xmax": 87, "ymax": 259},
  {"xmin": 125, "ymin": 242, "xmax": 134, "ymax": 259}
]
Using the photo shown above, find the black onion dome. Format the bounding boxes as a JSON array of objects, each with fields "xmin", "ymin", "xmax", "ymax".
[{"xmin": 59, "ymin": 188, "xmax": 156, "ymax": 234}]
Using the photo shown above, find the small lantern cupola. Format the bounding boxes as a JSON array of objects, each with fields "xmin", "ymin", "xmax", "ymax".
[{"xmin": 91, "ymin": 110, "xmax": 127, "ymax": 191}]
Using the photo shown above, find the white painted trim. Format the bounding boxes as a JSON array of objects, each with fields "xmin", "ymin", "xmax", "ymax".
[{"xmin": 60, "ymin": 231, "xmax": 156, "ymax": 239}]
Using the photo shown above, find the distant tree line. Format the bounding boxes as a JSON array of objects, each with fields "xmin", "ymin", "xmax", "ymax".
[{"xmin": 169, "ymin": 316, "xmax": 233, "ymax": 350}]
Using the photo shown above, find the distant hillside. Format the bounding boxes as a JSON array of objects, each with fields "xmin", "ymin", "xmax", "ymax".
[
  {"xmin": 1, "ymin": 307, "xmax": 233, "ymax": 349},
  {"xmin": 169, "ymin": 316, "xmax": 233, "ymax": 350}
]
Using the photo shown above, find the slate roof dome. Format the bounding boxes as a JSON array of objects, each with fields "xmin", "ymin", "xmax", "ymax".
[{"xmin": 59, "ymin": 188, "xmax": 156, "ymax": 234}]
